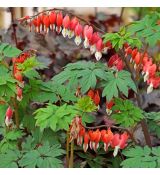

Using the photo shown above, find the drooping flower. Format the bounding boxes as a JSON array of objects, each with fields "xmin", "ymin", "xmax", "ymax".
[
  {"xmin": 77, "ymin": 126, "xmax": 85, "ymax": 146},
  {"xmin": 106, "ymin": 100, "xmax": 114, "ymax": 115},
  {"xmin": 111, "ymin": 132, "xmax": 129, "ymax": 157},
  {"xmin": 101, "ymin": 128, "xmax": 113, "ymax": 152},
  {"xmin": 49, "ymin": 11, "xmax": 56, "ymax": 31},
  {"xmin": 74, "ymin": 23, "xmax": 83, "ymax": 46},
  {"xmin": 147, "ymin": 76, "xmax": 160, "ymax": 94},
  {"xmin": 143, "ymin": 62, "xmax": 157, "ymax": 82},
  {"xmin": 43, "ymin": 15, "xmax": 50, "ymax": 33},
  {"xmin": 68, "ymin": 17, "xmax": 79, "ymax": 39},
  {"xmin": 5, "ymin": 106, "xmax": 13, "ymax": 127},
  {"xmin": 87, "ymin": 89, "xmax": 95, "ymax": 99},
  {"xmin": 95, "ymin": 39, "xmax": 103, "ymax": 61},
  {"xmin": 56, "ymin": 12, "xmax": 63, "ymax": 33},
  {"xmin": 108, "ymin": 54, "xmax": 124, "ymax": 71},
  {"xmin": 83, "ymin": 25, "xmax": 93, "ymax": 48},
  {"xmin": 87, "ymin": 89, "xmax": 100, "ymax": 107},
  {"xmin": 88, "ymin": 129, "xmax": 101, "ymax": 151},
  {"xmin": 62, "ymin": 15, "xmax": 71, "ymax": 38},
  {"xmin": 16, "ymin": 86, "xmax": 23, "ymax": 101},
  {"xmin": 89, "ymin": 32, "xmax": 100, "ymax": 55},
  {"xmin": 83, "ymin": 132, "xmax": 89, "ymax": 152}
]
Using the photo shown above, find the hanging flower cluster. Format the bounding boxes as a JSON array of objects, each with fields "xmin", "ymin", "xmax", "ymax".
[
  {"xmin": 12, "ymin": 51, "xmax": 35, "ymax": 102},
  {"xmin": 87, "ymin": 89, "xmax": 115, "ymax": 115},
  {"xmin": 19, "ymin": 11, "xmax": 112, "ymax": 61},
  {"xmin": 108, "ymin": 54, "xmax": 124, "ymax": 71},
  {"xmin": 124, "ymin": 44, "xmax": 160, "ymax": 93},
  {"xmin": 69, "ymin": 116, "xmax": 129, "ymax": 157},
  {"xmin": 87, "ymin": 89, "xmax": 100, "ymax": 107}
]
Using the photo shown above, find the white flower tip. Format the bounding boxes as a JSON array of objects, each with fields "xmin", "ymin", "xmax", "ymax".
[
  {"xmin": 74, "ymin": 36, "xmax": 82, "ymax": 46},
  {"xmin": 68, "ymin": 31, "xmax": 74, "ymax": 39},
  {"xmin": 90, "ymin": 45, "xmax": 96, "ymax": 55},
  {"xmin": 83, "ymin": 38, "xmax": 89, "ymax": 48},
  {"xmin": 113, "ymin": 146, "xmax": 120, "ymax": 157},
  {"xmin": 106, "ymin": 108, "xmax": 112, "ymax": 115},
  {"xmin": 62, "ymin": 28, "xmax": 68, "ymax": 38},
  {"xmin": 144, "ymin": 72, "xmax": 149, "ymax": 82},
  {"xmin": 95, "ymin": 51, "xmax": 102, "ymax": 61},
  {"xmin": 147, "ymin": 84, "xmax": 153, "ymax": 94}
]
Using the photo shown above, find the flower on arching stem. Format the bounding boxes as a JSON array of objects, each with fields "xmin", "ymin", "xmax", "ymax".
[
  {"xmin": 111, "ymin": 132, "xmax": 129, "ymax": 157},
  {"xmin": 143, "ymin": 61, "xmax": 157, "ymax": 82},
  {"xmin": 106, "ymin": 100, "xmax": 114, "ymax": 115},
  {"xmin": 101, "ymin": 128, "xmax": 113, "ymax": 152},
  {"xmin": 16, "ymin": 86, "xmax": 23, "ymax": 101},
  {"xmin": 5, "ymin": 106, "xmax": 13, "ymax": 127},
  {"xmin": 43, "ymin": 15, "xmax": 50, "ymax": 33},
  {"xmin": 68, "ymin": 17, "xmax": 79, "ymax": 39},
  {"xmin": 49, "ymin": 11, "xmax": 56, "ymax": 31},
  {"xmin": 108, "ymin": 54, "xmax": 124, "ymax": 71},
  {"xmin": 62, "ymin": 15, "xmax": 71, "ymax": 38},
  {"xmin": 77, "ymin": 126, "xmax": 85, "ymax": 146},
  {"xmin": 74, "ymin": 23, "xmax": 83, "ymax": 46},
  {"xmin": 95, "ymin": 39, "xmax": 103, "ymax": 61},
  {"xmin": 56, "ymin": 12, "xmax": 63, "ymax": 33},
  {"xmin": 89, "ymin": 32, "xmax": 100, "ymax": 55},
  {"xmin": 147, "ymin": 76, "xmax": 160, "ymax": 94},
  {"xmin": 88, "ymin": 129, "xmax": 101, "ymax": 151},
  {"xmin": 83, "ymin": 25, "xmax": 93, "ymax": 48},
  {"xmin": 83, "ymin": 132, "xmax": 89, "ymax": 152}
]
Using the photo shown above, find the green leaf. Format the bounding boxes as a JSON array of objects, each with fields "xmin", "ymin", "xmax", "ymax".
[
  {"xmin": 0, "ymin": 43, "xmax": 22, "ymax": 57},
  {"xmin": 0, "ymin": 150, "xmax": 20, "ymax": 168},
  {"xmin": 34, "ymin": 103, "xmax": 79, "ymax": 132},
  {"xmin": 52, "ymin": 61, "xmax": 109, "ymax": 94},
  {"xmin": 121, "ymin": 146, "xmax": 160, "ymax": 168},
  {"xmin": 111, "ymin": 98, "xmax": 143, "ymax": 127},
  {"xmin": 102, "ymin": 70, "xmax": 137, "ymax": 101},
  {"xmin": 19, "ymin": 141, "xmax": 65, "ymax": 168}
]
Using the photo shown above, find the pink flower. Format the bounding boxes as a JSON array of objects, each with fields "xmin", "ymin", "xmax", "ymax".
[
  {"xmin": 108, "ymin": 54, "xmax": 124, "ymax": 71},
  {"xmin": 89, "ymin": 32, "xmax": 100, "ymax": 54},
  {"xmin": 62, "ymin": 15, "xmax": 71, "ymax": 38},
  {"xmin": 68, "ymin": 17, "xmax": 79, "ymax": 39},
  {"xmin": 83, "ymin": 25, "xmax": 93, "ymax": 48},
  {"xmin": 5, "ymin": 106, "xmax": 13, "ymax": 127},
  {"xmin": 143, "ymin": 61, "xmax": 157, "ymax": 82},
  {"xmin": 147, "ymin": 76, "xmax": 160, "ymax": 94},
  {"xmin": 17, "ymin": 86, "xmax": 23, "ymax": 101},
  {"xmin": 111, "ymin": 132, "xmax": 129, "ymax": 157},
  {"xmin": 95, "ymin": 39, "xmax": 103, "ymax": 61},
  {"xmin": 74, "ymin": 23, "xmax": 83, "ymax": 46}
]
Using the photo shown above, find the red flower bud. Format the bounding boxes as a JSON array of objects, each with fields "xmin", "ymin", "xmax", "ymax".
[
  {"xmin": 74, "ymin": 23, "xmax": 83, "ymax": 36},
  {"xmin": 63, "ymin": 15, "xmax": 70, "ymax": 29},
  {"xmin": 87, "ymin": 89, "xmax": 95, "ymax": 99},
  {"xmin": 49, "ymin": 11, "xmax": 56, "ymax": 24},
  {"xmin": 70, "ymin": 17, "xmax": 79, "ymax": 31},
  {"xmin": 56, "ymin": 12, "xmax": 63, "ymax": 27},
  {"xmin": 6, "ymin": 106, "xmax": 13, "ymax": 119}
]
